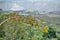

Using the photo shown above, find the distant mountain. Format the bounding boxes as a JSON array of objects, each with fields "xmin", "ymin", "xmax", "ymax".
[
  {"xmin": 49, "ymin": 11, "xmax": 60, "ymax": 15},
  {"xmin": 1, "ymin": 10, "xmax": 60, "ymax": 15}
]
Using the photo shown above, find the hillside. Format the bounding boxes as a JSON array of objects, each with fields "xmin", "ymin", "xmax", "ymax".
[
  {"xmin": 0, "ymin": 11, "xmax": 60, "ymax": 40},
  {"xmin": 0, "ymin": 12, "xmax": 49, "ymax": 40}
]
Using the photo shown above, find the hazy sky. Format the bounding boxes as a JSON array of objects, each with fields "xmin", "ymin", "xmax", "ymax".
[{"xmin": 0, "ymin": 0, "xmax": 60, "ymax": 11}]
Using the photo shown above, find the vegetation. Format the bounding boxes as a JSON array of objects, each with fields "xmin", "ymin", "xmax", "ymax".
[{"xmin": 0, "ymin": 11, "xmax": 60, "ymax": 40}]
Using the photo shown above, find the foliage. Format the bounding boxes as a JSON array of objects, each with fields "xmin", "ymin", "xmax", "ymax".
[
  {"xmin": 43, "ymin": 27, "xmax": 56, "ymax": 39},
  {"xmin": 0, "ymin": 12, "xmax": 60, "ymax": 40},
  {"xmin": 0, "ymin": 12, "xmax": 49, "ymax": 40}
]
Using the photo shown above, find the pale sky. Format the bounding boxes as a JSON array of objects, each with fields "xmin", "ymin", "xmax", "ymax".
[{"xmin": 0, "ymin": 0, "xmax": 60, "ymax": 11}]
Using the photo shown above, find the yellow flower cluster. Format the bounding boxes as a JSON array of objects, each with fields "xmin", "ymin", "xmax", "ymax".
[{"xmin": 40, "ymin": 25, "xmax": 49, "ymax": 33}]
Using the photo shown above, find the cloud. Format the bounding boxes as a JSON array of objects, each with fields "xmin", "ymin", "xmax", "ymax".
[
  {"xmin": 28, "ymin": 0, "xmax": 38, "ymax": 2},
  {"xmin": 0, "ymin": 0, "xmax": 60, "ymax": 11},
  {"xmin": 10, "ymin": 3, "xmax": 24, "ymax": 11},
  {"xmin": 27, "ymin": 0, "xmax": 53, "ymax": 2}
]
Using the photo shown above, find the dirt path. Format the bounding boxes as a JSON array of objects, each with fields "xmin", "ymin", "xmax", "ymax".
[{"xmin": 0, "ymin": 18, "xmax": 10, "ymax": 26}]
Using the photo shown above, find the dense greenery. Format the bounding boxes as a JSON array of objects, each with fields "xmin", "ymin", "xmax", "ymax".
[{"xmin": 0, "ymin": 12, "xmax": 60, "ymax": 40}]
